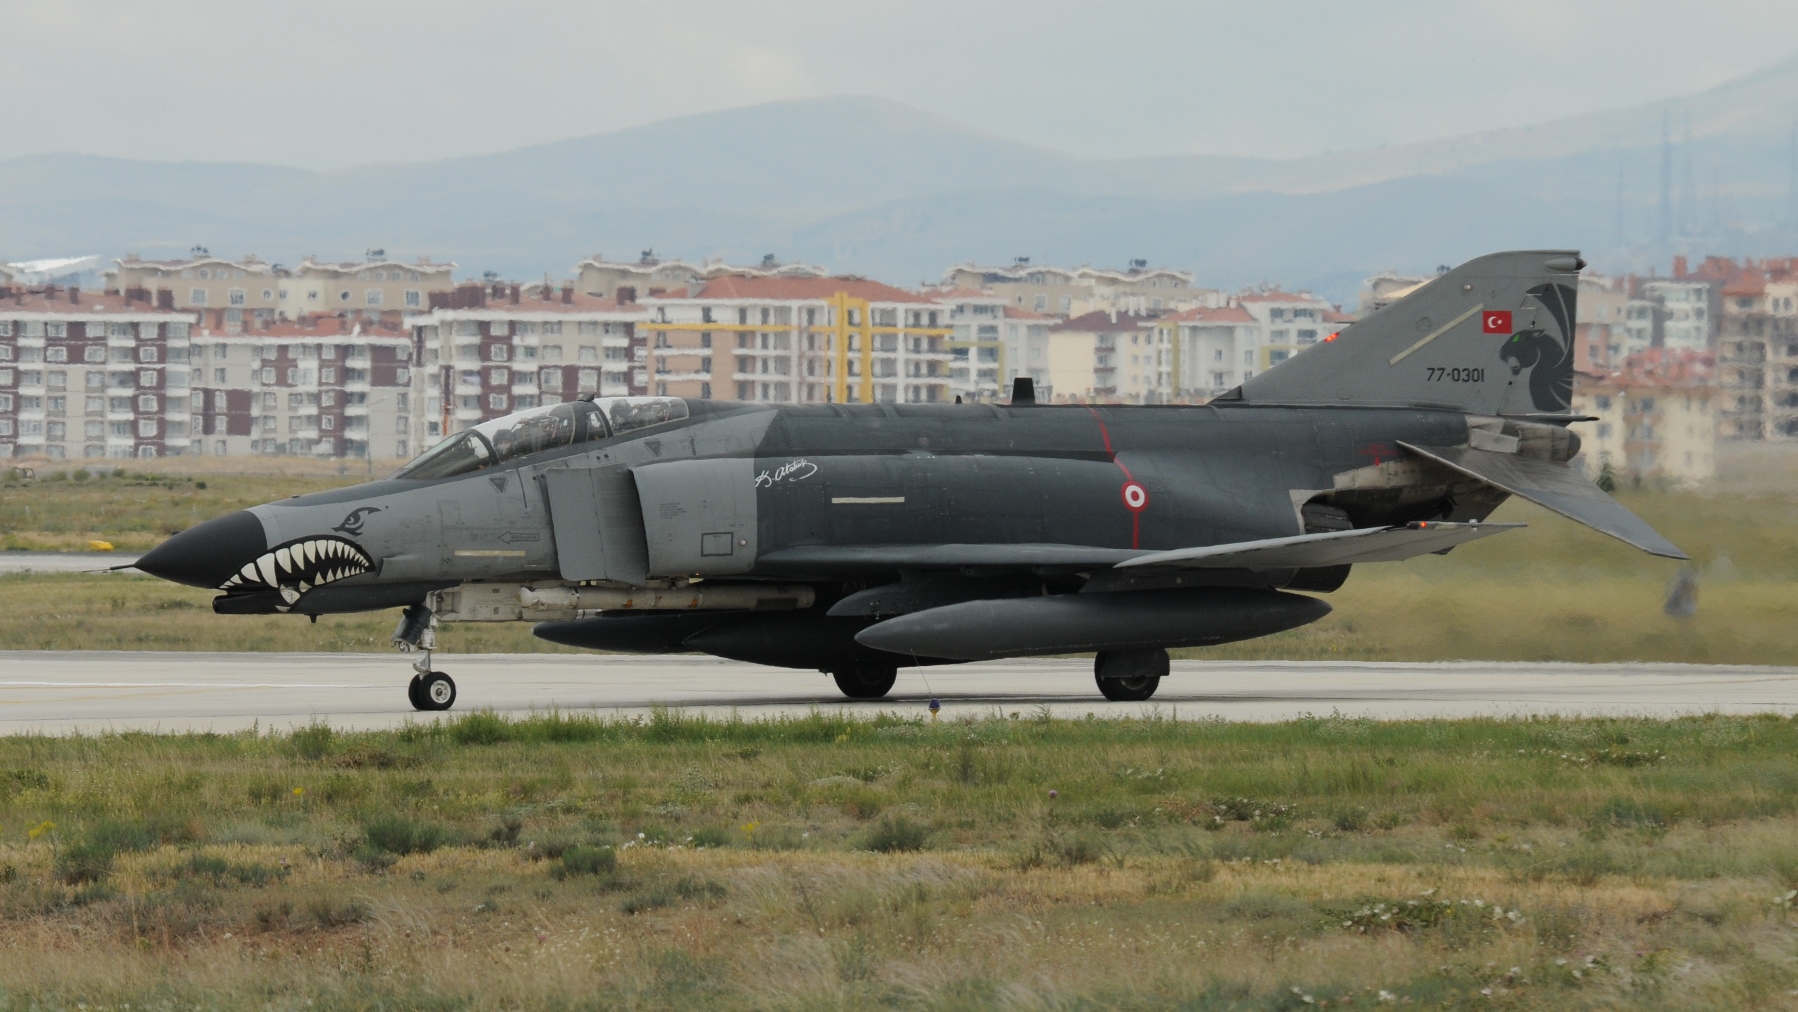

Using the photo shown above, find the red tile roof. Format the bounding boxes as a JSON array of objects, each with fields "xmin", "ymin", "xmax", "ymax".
[
  {"xmin": 1004, "ymin": 306, "xmax": 1052, "ymax": 320},
  {"xmin": 0, "ymin": 290, "xmax": 193, "ymax": 316},
  {"xmin": 1166, "ymin": 306, "xmax": 1255, "ymax": 324},
  {"xmin": 1050, "ymin": 310, "xmax": 1161, "ymax": 333},
  {"xmin": 1236, "ymin": 290, "xmax": 1321, "ymax": 304}
]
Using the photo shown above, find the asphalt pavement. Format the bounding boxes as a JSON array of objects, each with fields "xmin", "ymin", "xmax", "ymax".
[
  {"xmin": 0, "ymin": 553, "xmax": 140, "ymax": 574},
  {"xmin": 0, "ymin": 651, "xmax": 1792, "ymax": 733}
]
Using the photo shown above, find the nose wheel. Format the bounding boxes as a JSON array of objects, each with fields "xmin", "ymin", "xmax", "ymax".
[
  {"xmin": 407, "ymin": 668, "xmax": 457, "ymax": 711},
  {"xmin": 394, "ymin": 602, "xmax": 456, "ymax": 712}
]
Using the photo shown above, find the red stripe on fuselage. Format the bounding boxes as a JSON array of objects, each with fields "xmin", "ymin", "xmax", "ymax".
[{"xmin": 1085, "ymin": 407, "xmax": 1141, "ymax": 548}]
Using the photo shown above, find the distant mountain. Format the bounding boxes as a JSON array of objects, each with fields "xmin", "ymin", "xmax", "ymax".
[{"xmin": 5, "ymin": 56, "xmax": 1798, "ymax": 305}]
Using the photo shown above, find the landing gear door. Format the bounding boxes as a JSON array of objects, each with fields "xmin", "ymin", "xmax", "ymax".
[
  {"xmin": 543, "ymin": 466, "xmax": 650, "ymax": 584},
  {"xmin": 631, "ymin": 458, "xmax": 757, "ymax": 578}
]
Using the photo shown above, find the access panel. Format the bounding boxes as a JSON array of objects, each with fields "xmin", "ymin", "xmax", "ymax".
[
  {"xmin": 543, "ymin": 465, "xmax": 650, "ymax": 584},
  {"xmin": 632, "ymin": 457, "xmax": 757, "ymax": 577}
]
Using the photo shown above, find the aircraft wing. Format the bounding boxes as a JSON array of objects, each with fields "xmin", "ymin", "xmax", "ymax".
[
  {"xmin": 1115, "ymin": 521, "xmax": 1523, "ymax": 570},
  {"xmin": 1396, "ymin": 441, "xmax": 1687, "ymax": 559}
]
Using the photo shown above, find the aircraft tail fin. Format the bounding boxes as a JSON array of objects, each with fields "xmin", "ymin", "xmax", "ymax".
[{"xmin": 1229, "ymin": 250, "xmax": 1586, "ymax": 416}]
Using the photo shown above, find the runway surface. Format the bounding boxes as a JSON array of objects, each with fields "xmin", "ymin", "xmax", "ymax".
[
  {"xmin": 0, "ymin": 651, "xmax": 1793, "ymax": 733},
  {"xmin": 0, "ymin": 552, "xmax": 139, "ymax": 574}
]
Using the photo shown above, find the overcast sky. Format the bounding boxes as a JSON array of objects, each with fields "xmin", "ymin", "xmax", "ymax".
[{"xmin": 7, "ymin": 0, "xmax": 1798, "ymax": 169}]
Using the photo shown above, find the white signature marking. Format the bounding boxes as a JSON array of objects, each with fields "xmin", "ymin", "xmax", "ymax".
[
  {"xmin": 754, "ymin": 458, "xmax": 819, "ymax": 488},
  {"xmin": 831, "ymin": 496, "xmax": 905, "ymax": 504}
]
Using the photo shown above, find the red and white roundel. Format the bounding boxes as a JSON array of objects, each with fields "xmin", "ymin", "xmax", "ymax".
[{"xmin": 1121, "ymin": 481, "xmax": 1149, "ymax": 512}]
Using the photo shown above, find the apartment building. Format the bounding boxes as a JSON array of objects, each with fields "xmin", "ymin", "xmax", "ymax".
[
  {"xmin": 940, "ymin": 261, "xmax": 1203, "ymax": 318},
  {"xmin": 1573, "ymin": 351, "xmax": 1716, "ymax": 486},
  {"xmin": 187, "ymin": 315, "xmax": 414, "ymax": 459},
  {"xmin": 0, "ymin": 286, "xmax": 199, "ymax": 460},
  {"xmin": 640, "ymin": 276, "xmax": 952, "ymax": 405},
  {"xmin": 1237, "ymin": 291, "xmax": 1348, "ymax": 372},
  {"xmin": 404, "ymin": 282, "xmax": 647, "ymax": 443},
  {"xmin": 287, "ymin": 257, "xmax": 456, "ymax": 319},
  {"xmin": 1045, "ymin": 310, "xmax": 1166, "ymax": 403},
  {"xmin": 108, "ymin": 251, "xmax": 456, "ymax": 326},
  {"xmin": 934, "ymin": 289, "xmax": 1052, "ymax": 402},
  {"xmin": 1574, "ymin": 274, "xmax": 1631, "ymax": 371},
  {"xmin": 1158, "ymin": 306, "xmax": 1259, "ymax": 398},
  {"xmin": 1639, "ymin": 278, "xmax": 1714, "ymax": 352},
  {"xmin": 573, "ymin": 253, "xmax": 826, "ymax": 302}
]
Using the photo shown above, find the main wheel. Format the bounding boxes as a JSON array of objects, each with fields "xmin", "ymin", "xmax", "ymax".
[
  {"xmin": 417, "ymin": 671, "xmax": 457, "ymax": 711},
  {"xmin": 1095, "ymin": 649, "xmax": 1168, "ymax": 702},
  {"xmin": 831, "ymin": 667, "xmax": 898, "ymax": 700}
]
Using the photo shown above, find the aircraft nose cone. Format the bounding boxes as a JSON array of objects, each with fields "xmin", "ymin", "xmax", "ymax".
[{"xmin": 135, "ymin": 510, "xmax": 268, "ymax": 589}]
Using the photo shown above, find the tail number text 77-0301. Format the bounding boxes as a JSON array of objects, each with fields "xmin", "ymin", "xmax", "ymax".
[{"xmin": 1426, "ymin": 367, "xmax": 1485, "ymax": 383}]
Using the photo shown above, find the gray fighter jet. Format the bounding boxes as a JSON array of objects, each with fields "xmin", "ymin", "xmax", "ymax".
[{"xmin": 136, "ymin": 250, "xmax": 1684, "ymax": 710}]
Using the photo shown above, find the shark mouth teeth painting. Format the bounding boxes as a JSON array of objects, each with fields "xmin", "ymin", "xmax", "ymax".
[{"xmin": 220, "ymin": 537, "xmax": 374, "ymax": 603}]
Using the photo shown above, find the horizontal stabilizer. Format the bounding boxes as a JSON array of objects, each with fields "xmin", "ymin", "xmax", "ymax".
[
  {"xmin": 1116, "ymin": 521, "xmax": 1522, "ymax": 570},
  {"xmin": 1397, "ymin": 442, "xmax": 1687, "ymax": 559}
]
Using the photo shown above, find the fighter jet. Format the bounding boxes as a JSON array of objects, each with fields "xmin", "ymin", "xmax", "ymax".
[{"xmin": 136, "ymin": 250, "xmax": 1683, "ymax": 710}]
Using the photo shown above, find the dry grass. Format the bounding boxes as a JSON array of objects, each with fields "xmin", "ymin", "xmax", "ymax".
[{"xmin": 1, "ymin": 710, "xmax": 1797, "ymax": 1008}]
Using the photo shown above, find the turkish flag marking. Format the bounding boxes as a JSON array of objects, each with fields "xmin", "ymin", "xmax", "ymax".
[{"xmin": 1482, "ymin": 310, "xmax": 1513, "ymax": 334}]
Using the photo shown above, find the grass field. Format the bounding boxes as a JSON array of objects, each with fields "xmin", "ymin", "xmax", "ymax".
[
  {"xmin": 1, "ymin": 711, "xmax": 1796, "ymax": 1008},
  {"xmin": 5, "ymin": 478, "xmax": 1798, "ymax": 662}
]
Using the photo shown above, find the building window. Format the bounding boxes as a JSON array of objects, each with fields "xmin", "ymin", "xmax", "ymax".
[
  {"xmin": 229, "ymin": 288, "xmax": 245, "ymax": 306},
  {"xmin": 578, "ymin": 369, "xmax": 598, "ymax": 390},
  {"xmin": 540, "ymin": 369, "xmax": 563, "ymax": 392},
  {"xmin": 488, "ymin": 367, "xmax": 509, "ymax": 385},
  {"xmin": 366, "ymin": 289, "xmax": 383, "ymax": 306},
  {"xmin": 190, "ymin": 289, "xmax": 208, "ymax": 305},
  {"xmin": 488, "ymin": 393, "xmax": 507, "ymax": 411},
  {"xmin": 138, "ymin": 395, "xmax": 157, "ymax": 411},
  {"xmin": 137, "ymin": 419, "xmax": 157, "ymax": 437},
  {"xmin": 405, "ymin": 290, "xmax": 421, "ymax": 307}
]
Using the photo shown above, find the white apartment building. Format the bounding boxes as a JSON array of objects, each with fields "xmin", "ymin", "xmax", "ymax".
[
  {"xmin": 0, "ymin": 287, "xmax": 199, "ymax": 460},
  {"xmin": 404, "ymin": 283, "xmax": 647, "ymax": 445},
  {"xmin": 573, "ymin": 253, "xmax": 826, "ymax": 302},
  {"xmin": 1639, "ymin": 279, "xmax": 1714, "ymax": 352},
  {"xmin": 187, "ymin": 316, "xmax": 414, "ymax": 460},
  {"xmin": 640, "ymin": 276, "xmax": 952, "ymax": 405},
  {"xmin": 1236, "ymin": 291, "xmax": 1347, "ymax": 372},
  {"xmin": 940, "ymin": 261, "xmax": 1205, "ymax": 318},
  {"xmin": 108, "ymin": 251, "xmax": 456, "ymax": 325},
  {"xmin": 1159, "ymin": 306, "xmax": 1260, "ymax": 398}
]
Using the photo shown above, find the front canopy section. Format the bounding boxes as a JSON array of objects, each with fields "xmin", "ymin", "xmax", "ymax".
[{"xmin": 390, "ymin": 396, "xmax": 689, "ymax": 480}]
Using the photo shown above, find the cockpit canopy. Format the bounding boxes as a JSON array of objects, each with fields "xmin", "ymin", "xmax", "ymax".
[{"xmin": 392, "ymin": 396, "xmax": 690, "ymax": 480}]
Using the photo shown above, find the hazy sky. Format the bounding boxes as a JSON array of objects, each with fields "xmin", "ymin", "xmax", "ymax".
[{"xmin": 7, "ymin": 0, "xmax": 1798, "ymax": 169}]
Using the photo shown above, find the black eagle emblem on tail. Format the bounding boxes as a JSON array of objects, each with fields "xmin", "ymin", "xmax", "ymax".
[{"xmin": 1498, "ymin": 282, "xmax": 1576, "ymax": 412}]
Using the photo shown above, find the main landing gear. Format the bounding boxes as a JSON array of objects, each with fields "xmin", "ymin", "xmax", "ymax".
[
  {"xmin": 1095, "ymin": 648, "xmax": 1168, "ymax": 702},
  {"xmin": 394, "ymin": 602, "xmax": 457, "ymax": 712},
  {"xmin": 831, "ymin": 665, "xmax": 898, "ymax": 700}
]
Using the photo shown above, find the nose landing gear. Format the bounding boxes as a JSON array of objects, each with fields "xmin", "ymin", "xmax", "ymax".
[
  {"xmin": 394, "ymin": 602, "xmax": 457, "ymax": 712},
  {"xmin": 407, "ymin": 667, "xmax": 457, "ymax": 711}
]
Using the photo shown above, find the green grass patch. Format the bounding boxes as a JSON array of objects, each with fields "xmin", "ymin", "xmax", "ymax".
[{"xmin": 0, "ymin": 711, "xmax": 1793, "ymax": 1006}]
